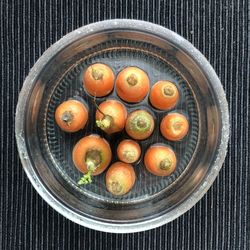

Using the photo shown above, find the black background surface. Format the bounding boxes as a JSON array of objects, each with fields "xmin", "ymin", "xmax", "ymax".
[{"xmin": 0, "ymin": 0, "xmax": 249, "ymax": 249}]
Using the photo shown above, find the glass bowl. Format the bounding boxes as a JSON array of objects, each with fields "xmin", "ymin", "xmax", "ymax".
[{"xmin": 15, "ymin": 20, "xmax": 229, "ymax": 233}]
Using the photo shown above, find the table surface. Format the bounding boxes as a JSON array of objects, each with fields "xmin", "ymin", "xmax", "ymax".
[{"xmin": 0, "ymin": 0, "xmax": 249, "ymax": 249}]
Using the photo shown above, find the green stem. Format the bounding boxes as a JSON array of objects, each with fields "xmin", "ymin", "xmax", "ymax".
[
  {"xmin": 92, "ymin": 98, "xmax": 106, "ymax": 117},
  {"xmin": 96, "ymin": 115, "xmax": 113, "ymax": 130},
  {"xmin": 91, "ymin": 66, "xmax": 104, "ymax": 80},
  {"xmin": 78, "ymin": 170, "xmax": 93, "ymax": 185},
  {"xmin": 159, "ymin": 158, "xmax": 172, "ymax": 170},
  {"xmin": 129, "ymin": 114, "xmax": 151, "ymax": 133},
  {"xmin": 78, "ymin": 160, "xmax": 97, "ymax": 185},
  {"xmin": 93, "ymin": 98, "xmax": 113, "ymax": 130}
]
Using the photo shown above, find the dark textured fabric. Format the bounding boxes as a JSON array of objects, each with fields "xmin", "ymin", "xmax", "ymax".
[{"xmin": 0, "ymin": 0, "xmax": 249, "ymax": 249}]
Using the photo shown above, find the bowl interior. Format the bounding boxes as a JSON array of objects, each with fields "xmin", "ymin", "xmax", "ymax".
[{"xmin": 24, "ymin": 28, "xmax": 221, "ymax": 222}]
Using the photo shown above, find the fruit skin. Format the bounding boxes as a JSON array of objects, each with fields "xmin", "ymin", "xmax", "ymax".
[
  {"xmin": 149, "ymin": 81, "xmax": 179, "ymax": 110},
  {"xmin": 160, "ymin": 113, "xmax": 189, "ymax": 141},
  {"xmin": 125, "ymin": 110, "xmax": 155, "ymax": 140},
  {"xmin": 83, "ymin": 63, "xmax": 115, "ymax": 97},
  {"xmin": 116, "ymin": 66, "xmax": 150, "ymax": 103},
  {"xmin": 144, "ymin": 144, "xmax": 177, "ymax": 176},
  {"xmin": 72, "ymin": 134, "xmax": 112, "ymax": 176},
  {"xmin": 117, "ymin": 139, "xmax": 141, "ymax": 163},
  {"xmin": 55, "ymin": 99, "xmax": 88, "ymax": 132},
  {"xmin": 95, "ymin": 99, "xmax": 127, "ymax": 134},
  {"xmin": 106, "ymin": 162, "xmax": 136, "ymax": 196}
]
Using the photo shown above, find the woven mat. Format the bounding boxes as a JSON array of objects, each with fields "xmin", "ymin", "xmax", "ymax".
[{"xmin": 0, "ymin": 0, "xmax": 249, "ymax": 249}]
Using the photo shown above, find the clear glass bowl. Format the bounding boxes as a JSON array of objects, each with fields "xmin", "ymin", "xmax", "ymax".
[{"xmin": 15, "ymin": 20, "xmax": 229, "ymax": 233}]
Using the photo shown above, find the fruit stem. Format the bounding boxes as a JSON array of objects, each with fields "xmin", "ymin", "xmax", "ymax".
[
  {"xmin": 126, "ymin": 73, "xmax": 138, "ymax": 86},
  {"xmin": 91, "ymin": 67, "xmax": 104, "ymax": 80},
  {"xmin": 159, "ymin": 158, "xmax": 172, "ymax": 170},
  {"xmin": 163, "ymin": 86, "xmax": 174, "ymax": 96},
  {"xmin": 173, "ymin": 119, "xmax": 182, "ymax": 130},
  {"xmin": 78, "ymin": 151, "xmax": 101, "ymax": 185},
  {"xmin": 96, "ymin": 115, "xmax": 113, "ymax": 129},
  {"xmin": 123, "ymin": 150, "xmax": 136, "ymax": 162},
  {"xmin": 92, "ymin": 98, "xmax": 106, "ymax": 117},
  {"xmin": 61, "ymin": 111, "xmax": 73, "ymax": 125},
  {"xmin": 92, "ymin": 98, "xmax": 114, "ymax": 130},
  {"xmin": 78, "ymin": 169, "xmax": 94, "ymax": 185},
  {"xmin": 129, "ymin": 113, "xmax": 151, "ymax": 133},
  {"xmin": 109, "ymin": 181, "xmax": 123, "ymax": 195}
]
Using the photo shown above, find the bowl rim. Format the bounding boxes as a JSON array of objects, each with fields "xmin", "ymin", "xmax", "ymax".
[{"xmin": 15, "ymin": 19, "xmax": 229, "ymax": 233}]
